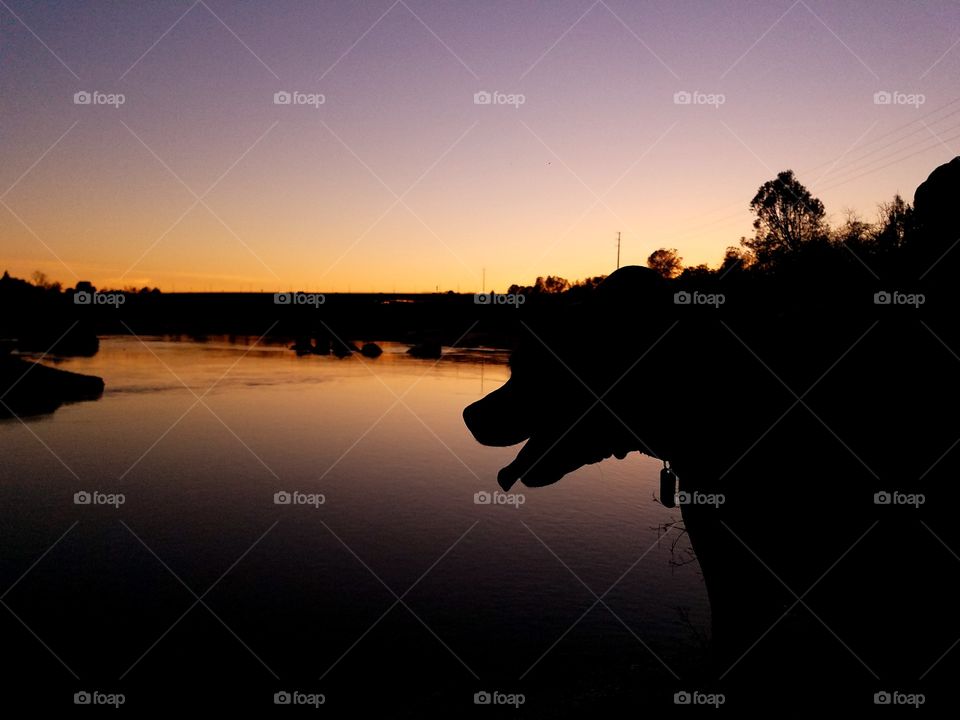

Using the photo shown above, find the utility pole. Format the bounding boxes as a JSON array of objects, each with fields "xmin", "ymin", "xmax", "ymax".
[
  {"xmin": 616, "ymin": 232, "xmax": 621, "ymax": 270},
  {"xmin": 482, "ymin": 268, "xmax": 485, "ymax": 294}
]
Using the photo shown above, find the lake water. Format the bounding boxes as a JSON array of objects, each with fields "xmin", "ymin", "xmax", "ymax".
[{"xmin": 1, "ymin": 336, "xmax": 709, "ymax": 714}]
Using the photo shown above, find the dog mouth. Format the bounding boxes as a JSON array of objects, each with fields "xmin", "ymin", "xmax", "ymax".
[{"xmin": 463, "ymin": 385, "xmax": 637, "ymax": 491}]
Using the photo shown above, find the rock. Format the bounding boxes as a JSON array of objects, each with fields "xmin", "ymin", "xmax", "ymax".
[
  {"xmin": 291, "ymin": 337, "xmax": 314, "ymax": 355},
  {"xmin": 290, "ymin": 337, "xmax": 332, "ymax": 355},
  {"xmin": 914, "ymin": 155, "xmax": 960, "ymax": 240},
  {"xmin": 332, "ymin": 339, "xmax": 358, "ymax": 358},
  {"xmin": 360, "ymin": 342, "xmax": 383, "ymax": 358}
]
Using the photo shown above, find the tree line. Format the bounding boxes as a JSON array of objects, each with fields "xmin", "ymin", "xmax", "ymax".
[{"xmin": 645, "ymin": 170, "xmax": 914, "ymax": 280}]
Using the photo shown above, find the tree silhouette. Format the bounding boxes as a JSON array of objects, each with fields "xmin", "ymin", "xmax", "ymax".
[
  {"xmin": 646, "ymin": 248, "xmax": 683, "ymax": 278},
  {"xmin": 743, "ymin": 170, "xmax": 826, "ymax": 266},
  {"xmin": 533, "ymin": 275, "xmax": 570, "ymax": 294},
  {"xmin": 833, "ymin": 210, "xmax": 873, "ymax": 251},
  {"xmin": 874, "ymin": 194, "xmax": 913, "ymax": 252}
]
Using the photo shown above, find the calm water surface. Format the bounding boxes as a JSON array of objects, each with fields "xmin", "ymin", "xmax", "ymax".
[{"xmin": 1, "ymin": 336, "xmax": 709, "ymax": 713}]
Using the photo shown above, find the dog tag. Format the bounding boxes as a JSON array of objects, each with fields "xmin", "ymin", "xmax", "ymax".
[{"xmin": 660, "ymin": 462, "xmax": 677, "ymax": 508}]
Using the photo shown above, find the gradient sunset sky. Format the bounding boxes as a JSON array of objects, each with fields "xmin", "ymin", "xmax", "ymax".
[{"xmin": 1, "ymin": 0, "xmax": 958, "ymax": 292}]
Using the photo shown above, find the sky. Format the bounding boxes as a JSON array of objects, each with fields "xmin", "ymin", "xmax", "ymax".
[{"xmin": 1, "ymin": 0, "xmax": 958, "ymax": 292}]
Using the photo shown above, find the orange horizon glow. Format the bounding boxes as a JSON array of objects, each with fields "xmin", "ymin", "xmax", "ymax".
[{"xmin": 2, "ymin": 1, "xmax": 957, "ymax": 293}]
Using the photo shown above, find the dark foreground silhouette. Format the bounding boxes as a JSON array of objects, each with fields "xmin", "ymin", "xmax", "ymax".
[
  {"xmin": 465, "ymin": 159, "xmax": 960, "ymax": 712},
  {"xmin": 0, "ymin": 354, "xmax": 104, "ymax": 417}
]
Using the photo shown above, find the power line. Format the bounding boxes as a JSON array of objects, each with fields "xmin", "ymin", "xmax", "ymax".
[
  {"xmin": 661, "ymin": 97, "xmax": 960, "ymax": 244},
  {"xmin": 805, "ymin": 96, "xmax": 960, "ymax": 175},
  {"xmin": 666, "ymin": 96, "xmax": 960, "ymax": 233},
  {"xmin": 817, "ymin": 129, "xmax": 960, "ymax": 194},
  {"xmin": 813, "ymin": 121, "xmax": 960, "ymax": 190}
]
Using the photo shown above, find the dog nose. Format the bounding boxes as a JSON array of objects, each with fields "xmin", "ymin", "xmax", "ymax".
[{"xmin": 462, "ymin": 381, "xmax": 531, "ymax": 447}]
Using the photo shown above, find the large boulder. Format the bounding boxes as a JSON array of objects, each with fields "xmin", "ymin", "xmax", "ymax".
[{"xmin": 913, "ymin": 155, "xmax": 960, "ymax": 241}]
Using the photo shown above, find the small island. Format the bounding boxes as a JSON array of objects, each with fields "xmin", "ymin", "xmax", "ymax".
[{"xmin": 0, "ymin": 353, "xmax": 104, "ymax": 417}]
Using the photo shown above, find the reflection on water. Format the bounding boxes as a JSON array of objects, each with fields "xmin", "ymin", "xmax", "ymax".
[{"xmin": 1, "ymin": 336, "xmax": 709, "ymax": 711}]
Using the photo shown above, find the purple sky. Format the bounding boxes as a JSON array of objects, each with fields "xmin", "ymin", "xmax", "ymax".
[{"xmin": 1, "ymin": 0, "xmax": 958, "ymax": 291}]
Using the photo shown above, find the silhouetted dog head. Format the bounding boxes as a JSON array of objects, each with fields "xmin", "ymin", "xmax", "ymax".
[{"xmin": 463, "ymin": 266, "xmax": 697, "ymax": 490}]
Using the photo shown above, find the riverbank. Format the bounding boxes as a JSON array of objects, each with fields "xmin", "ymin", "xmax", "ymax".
[{"xmin": 0, "ymin": 355, "xmax": 104, "ymax": 417}]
